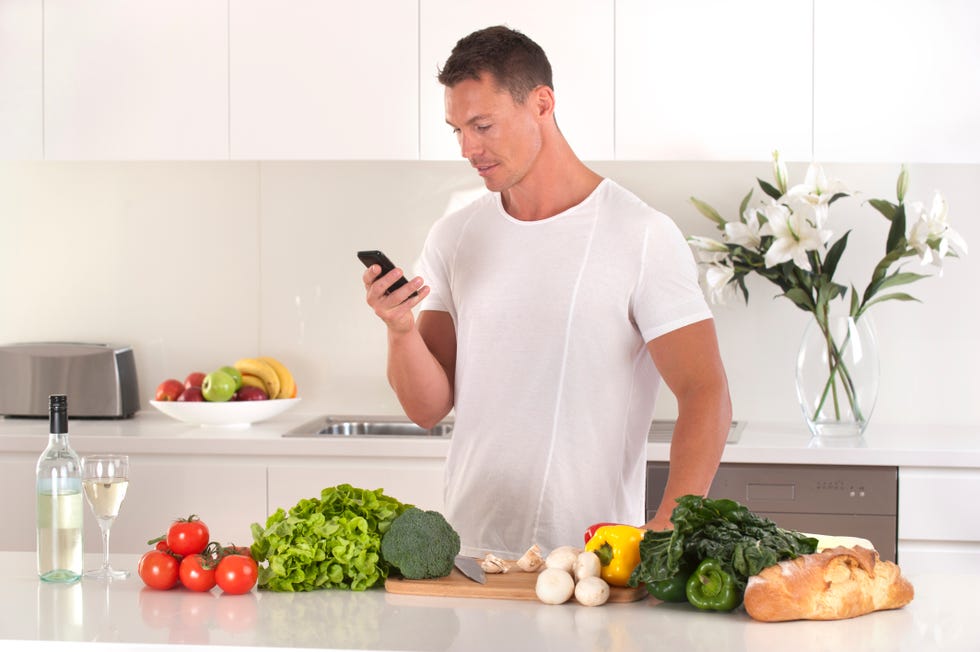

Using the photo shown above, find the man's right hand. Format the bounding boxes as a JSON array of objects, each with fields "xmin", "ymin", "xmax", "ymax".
[{"xmin": 362, "ymin": 264, "xmax": 428, "ymax": 334}]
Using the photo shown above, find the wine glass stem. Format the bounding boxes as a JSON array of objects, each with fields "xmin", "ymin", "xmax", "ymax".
[{"xmin": 98, "ymin": 520, "xmax": 113, "ymax": 570}]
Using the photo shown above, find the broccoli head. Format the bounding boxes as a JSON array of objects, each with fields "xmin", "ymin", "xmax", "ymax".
[{"xmin": 380, "ymin": 507, "xmax": 461, "ymax": 579}]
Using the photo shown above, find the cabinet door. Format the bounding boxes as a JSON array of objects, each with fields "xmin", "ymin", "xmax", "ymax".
[
  {"xmin": 44, "ymin": 0, "xmax": 228, "ymax": 160},
  {"xmin": 814, "ymin": 0, "xmax": 980, "ymax": 163},
  {"xmin": 898, "ymin": 467, "xmax": 980, "ymax": 574},
  {"xmin": 230, "ymin": 1, "xmax": 419, "ymax": 160},
  {"xmin": 267, "ymin": 459, "xmax": 445, "ymax": 517},
  {"xmin": 0, "ymin": 0, "xmax": 43, "ymax": 159},
  {"xmin": 88, "ymin": 457, "xmax": 267, "ymax": 555},
  {"xmin": 419, "ymin": 0, "xmax": 614, "ymax": 161},
  {"xmin": 1, "ymin": 455, "xmax": 40, "ymax": 552},
  {"xmin": 615, "ymin": 0, "xmax": 812, "ymax": 161}
]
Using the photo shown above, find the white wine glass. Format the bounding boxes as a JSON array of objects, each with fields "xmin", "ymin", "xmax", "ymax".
[{"xmin": 81, "ymin": 455, "xmax": 130, "ymax": 580}]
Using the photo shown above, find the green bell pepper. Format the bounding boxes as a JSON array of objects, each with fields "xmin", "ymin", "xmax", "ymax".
[
  {"xmin": 685, "ymin": 558, "xmax": 739, "ymax": 611},
  {"xmin": 646, "ymin": 561, "xmax": 693, "ymax": 603}
]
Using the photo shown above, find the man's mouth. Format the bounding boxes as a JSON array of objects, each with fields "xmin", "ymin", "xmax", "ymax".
[{"xmin": 472, "ymin": 162, "xmax": 497, "ymax": 177}]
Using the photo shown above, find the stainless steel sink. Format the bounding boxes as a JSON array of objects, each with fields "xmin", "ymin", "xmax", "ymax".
[
  {"xmin": 284, "ymin": 414, "xmax": 742, "ymax": 443},
  {"xmin": 648, "ymin": 419, "xmax": 744, "ymax": 444},
  {"xmin": 283, "ymin": 415, "xmax": 453, "ymax": 438}
]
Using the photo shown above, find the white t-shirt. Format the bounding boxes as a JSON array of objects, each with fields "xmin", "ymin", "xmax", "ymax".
[{"xmin": 417, "ymin": 179, "xmax": 712, "ymax": 557}]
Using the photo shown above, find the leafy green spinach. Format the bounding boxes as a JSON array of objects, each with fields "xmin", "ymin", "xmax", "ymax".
[{"xmin": 629, "ymin": 495, "xmax": 818, "ymax": 594}]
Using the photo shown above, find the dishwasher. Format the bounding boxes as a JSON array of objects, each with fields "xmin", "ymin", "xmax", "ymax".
[{"xmin": 645, "ymin": 462, "xmax": 898, "ymax": 562}]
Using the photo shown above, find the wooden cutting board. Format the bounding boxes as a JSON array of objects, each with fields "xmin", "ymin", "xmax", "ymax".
[{"xmin": 385, "ymin": 565, "xmax": 648, "ymax": 602}]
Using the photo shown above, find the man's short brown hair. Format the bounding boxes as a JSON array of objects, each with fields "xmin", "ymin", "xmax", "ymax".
[{"xmin": 437, "ymin": 26, "xmax": 553, "ymax": 103}]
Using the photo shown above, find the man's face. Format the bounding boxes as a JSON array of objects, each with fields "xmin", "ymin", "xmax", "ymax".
[{"xmin": 444, "ymin": 75, "xmax": 543, "ymax": 192}]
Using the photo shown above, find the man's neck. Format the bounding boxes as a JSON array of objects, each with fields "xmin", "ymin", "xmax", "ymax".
[{"xmin": 501, "ymin": 139, "xmax": 603, "ymax": 221}]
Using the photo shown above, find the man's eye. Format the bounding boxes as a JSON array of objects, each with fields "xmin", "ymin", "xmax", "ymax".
[
  {"xmin": 451, "ymin": 127, "xmax": 461, "ymax": 135},
  {"xmin": 476, "ymin": 124, "xmax": 491, "ymax": 133}
]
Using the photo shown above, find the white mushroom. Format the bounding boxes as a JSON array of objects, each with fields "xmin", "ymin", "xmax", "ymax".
[
  {"xmin": 517, "ymin": 544, "xmax": 545, "ymax": 572},
  {"xmin": 574, "ymin": 576, "xmax": 610, "ymax": 607},
  {"xmin": 545, "ymin": 545, "xmax": 582, "ymax": 573},
  {"xmin": 573, "ymin": 551, "xmax": 602, "ymax": 582},
  {"xmin": 535, "ymin": 567, "xmax": 575, "ymax": 605}
]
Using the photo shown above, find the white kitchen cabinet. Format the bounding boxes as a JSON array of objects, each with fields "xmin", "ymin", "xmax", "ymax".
[
  {"xmin": 0, "ymin": 453, "xmax": 265, "ymax": 556},
  {"xmin": 104, "ymin": 457, "xmax": 267, "ymax": 555},
  {"xmin": 897, "ymin": 467, "xmax": 980, "ymax": 575},
  {"xmin": 419, "ymin": 0, "xmax": 614, "ymax": 161},
  {"xmin": 615, "ymin": 0, "xmax": 812, "ymax": 161},
  {"xmin": 43, "ymin": 0, "xmax": 228, "ymax": 160},
  {"xmin": 267, "ymin": 459, "xmax": 445, "ymax": 517},
  {"xmin": 0, "ymin": 0, "xmax": 43, "ymax": 159},
  {"xmin": 814, "ymin": 0, "xmax": 980, "ymax": 164},
  {"xmin": 229, "ymin": 1, "xmax": 419, "ymax": 160}
]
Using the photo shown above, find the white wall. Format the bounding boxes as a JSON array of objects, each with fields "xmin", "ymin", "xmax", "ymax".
[{"xmin": 1, "ymin": 160, "xmax": 978, "ymax": 426}]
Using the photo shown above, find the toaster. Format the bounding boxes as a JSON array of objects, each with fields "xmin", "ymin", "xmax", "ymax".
[{"xmin": 0, "ymin": 342, "xmax": 140, "ymax": 418}]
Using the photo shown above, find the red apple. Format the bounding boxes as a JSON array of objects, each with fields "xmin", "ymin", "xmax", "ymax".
[
  {"xmin": 155, "ymin": 379, "xmax": 185, "ymax": 402},
  {"xmin": 235, "ymin": 386, "xmax": 269, "ymax": 401},
  {"xmin": 184, "ymin": 372, "xmax": 206, "ymax": 390},
  {"xmin": 178, "ymin": 386, "xmax": 205, "ymax": 402}
]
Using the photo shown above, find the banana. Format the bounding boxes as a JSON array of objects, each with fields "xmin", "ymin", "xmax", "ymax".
[
  {"xmin": 234, "ymin": 358, "xmax": 280, "ymax": 399},
  {"xmin": 259, "ymin": 356, "xmax": 296, "ymax": 400},
  {"xmin": 240, "ymin": 373, "xmax": 269, "ymax": 395}
]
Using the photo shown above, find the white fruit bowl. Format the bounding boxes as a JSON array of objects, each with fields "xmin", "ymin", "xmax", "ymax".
[{"xmin": 149, "ymin": 398, "xmax": 301, "ymax": 428}]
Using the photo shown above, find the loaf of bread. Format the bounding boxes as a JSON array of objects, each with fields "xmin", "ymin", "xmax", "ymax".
[{"xmin": 743, "ymin": 546, "xmax": 914, "ymax": 622}]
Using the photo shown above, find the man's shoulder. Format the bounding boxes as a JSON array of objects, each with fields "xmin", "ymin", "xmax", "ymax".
[{"xmin": 598, "ymin": 179, "xmax": 676, "ymax": 228}]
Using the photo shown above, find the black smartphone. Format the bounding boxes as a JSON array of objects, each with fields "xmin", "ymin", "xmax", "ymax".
[{"xmin": 357, "ymin": 249, "xmax": 418, "ymax": 298}]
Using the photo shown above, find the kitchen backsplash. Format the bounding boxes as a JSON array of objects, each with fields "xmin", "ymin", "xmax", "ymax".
[{"xmin": 1, "ymin": 160, "xmax": 977, "ymax": 425}]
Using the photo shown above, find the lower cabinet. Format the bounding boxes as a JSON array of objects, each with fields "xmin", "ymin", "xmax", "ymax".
[
  {"xmin": 897, "ymin": 467, "xmax": 980, "ymax": 576},
  {"xmin": 266, "ymin": 458, "xmax": 445, "ymax": 517}
]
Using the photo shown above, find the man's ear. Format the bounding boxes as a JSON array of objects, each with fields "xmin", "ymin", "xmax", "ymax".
[{"xmin": 530, "ymin": 85, "xmax": 555, "ymax": 121}]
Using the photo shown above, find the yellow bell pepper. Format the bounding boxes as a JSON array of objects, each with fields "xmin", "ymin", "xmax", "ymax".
[{"xmin": 583, "ymin": 524, "xmax": 644, "ymax": 587}]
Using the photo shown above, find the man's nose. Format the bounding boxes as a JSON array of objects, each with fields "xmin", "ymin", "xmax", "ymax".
[{"xmin": 459, "ymin": 131, "xmax": 480, "ymax": 159}]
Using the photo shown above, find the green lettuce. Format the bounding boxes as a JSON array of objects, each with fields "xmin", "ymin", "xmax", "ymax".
[{"xmin": 250, "ymin": 484, "xmax": 411, "ymax": 591}]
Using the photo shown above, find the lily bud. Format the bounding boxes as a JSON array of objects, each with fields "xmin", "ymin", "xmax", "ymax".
[
  {"xmin": 773, "ymin": 150, "xmax": 789, "ymax": 195},
  {"xmin": 897, "ymin": 164, "xmax": 910, "ymax": 203}
]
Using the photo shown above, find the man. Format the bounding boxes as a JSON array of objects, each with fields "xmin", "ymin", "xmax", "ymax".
[{"xmin": 363, "ymin": 26, "xmax": 731, "ymax": 557}]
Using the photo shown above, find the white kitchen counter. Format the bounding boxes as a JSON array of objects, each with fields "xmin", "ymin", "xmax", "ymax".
[
  {"xmin": 0, "ymin": 552, "xmax": 972, "ymax": 652},
  {"xmin": 1, "ymin": 409, "xmax": 978, "ymax": 468}
]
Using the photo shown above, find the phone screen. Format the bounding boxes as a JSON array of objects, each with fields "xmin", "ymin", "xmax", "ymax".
[{"xmin": 357, "ymin": 250, "xmax": 418, "ymax": 298}]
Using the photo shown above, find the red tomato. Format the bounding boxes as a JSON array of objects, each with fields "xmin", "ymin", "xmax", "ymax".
[
  {"xmin": 167, "ymin": 516, "xmax": 210, "ymax": 556},
  {"xmin": 215, "ymin": 554, "xmax": 258, "ymax": 595},
  {"xmin": 179, "ymin": 554, "xmax": 217, "ymax": 592},
  {"xmin": 138, "ymin": 550, "xmax": 180, "ymax": 590}
]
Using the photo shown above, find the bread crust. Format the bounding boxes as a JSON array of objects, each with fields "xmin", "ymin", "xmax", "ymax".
[{"xmin": 743, "ymin": 546, "xmax": 914, "ymax": 622}]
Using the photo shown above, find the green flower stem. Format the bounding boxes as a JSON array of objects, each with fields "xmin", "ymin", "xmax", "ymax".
[{"xmin": 812, "ymin": 317, "xmax": 863, "ymax": 422}]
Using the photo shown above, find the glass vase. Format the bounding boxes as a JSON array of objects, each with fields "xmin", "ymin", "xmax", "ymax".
[{"xmin": 795, "ymin": 309, "xmax": 880, "ymax": 438}]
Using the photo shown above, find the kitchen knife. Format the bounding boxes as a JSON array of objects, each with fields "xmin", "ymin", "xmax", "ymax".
[{"xmin": 454, "ymin": 555, "xmax": 486, "ymax": 584}]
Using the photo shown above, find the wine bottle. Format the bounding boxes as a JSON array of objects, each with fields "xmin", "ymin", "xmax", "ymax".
[{"xmin": 36, "ymin": 394, "xmax": 83, "ymax": 582}]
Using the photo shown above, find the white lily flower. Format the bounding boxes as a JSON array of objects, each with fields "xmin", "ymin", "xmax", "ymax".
[
  {"xmin": 688, "ymin": 235, "xmax": 730, "ymax": 264},
  {"xmin": 724, "ymin": 209, "xmax": 763, "ymax": 250},
  {"xmin": 773, "ymin": 150, "xmax": 789, "ymax": 195},
  {"xmin": 906, "ymin": 191, "xmax": 968, "ymax": 267},
  {"xmin": 759, "ymin": 202, "xmax": 833, "ymax": 270},
  {"xmin": 704, "ymin": 263, "xmax": 736, "ymax": 304},
  {"xmin": 784, "ymin": 163, "xmax": 849, "ymax": 228}
]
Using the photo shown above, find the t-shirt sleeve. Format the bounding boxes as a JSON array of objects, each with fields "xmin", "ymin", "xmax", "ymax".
[
  {"xmin": 415, "ymin": 219, "xmax": 456, "ymax": 320},
  {"xmin": 633, "ymin": 213, "xmax": 713, "ymax": 342}
]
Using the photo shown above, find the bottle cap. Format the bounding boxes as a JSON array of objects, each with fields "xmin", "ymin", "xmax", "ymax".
[{"xmin": 49, "ymin": 394, "xmax": 67, "ymax": 410}]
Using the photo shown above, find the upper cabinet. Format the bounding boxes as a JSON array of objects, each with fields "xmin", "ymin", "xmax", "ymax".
[
  {"xmin": 614, "ymin": 0, "xmax": 812, "ymax": 161},
  {"xmin": 229, "ymin": 1, "xmax": 419, "ymax": 160},
  {"xmin": 5, "ymin": 1, "xmax": 977, "ymax": 162},
  {"xmin": 419, "ymin": 0, "xmax": 614, "ymax": 161},
  {"xmin": 0, "ymin": 1, "xmax": 43, "ymax": 159},
  {"xmin": 814, "ymin": 0, "xmax": 980, "ymax": 164},
  {"xmin": 44, "ymin": 0, "xmax": 228, "ymax": 160}
]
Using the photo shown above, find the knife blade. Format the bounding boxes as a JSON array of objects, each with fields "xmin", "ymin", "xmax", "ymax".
[{"xmin": 454, "ymin": 555, "xmax": 486, "ymax": 584}]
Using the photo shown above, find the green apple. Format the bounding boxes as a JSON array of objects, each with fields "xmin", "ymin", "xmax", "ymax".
[
  {"xmin": 220, "ymin": 365, "xmax": 243, "ymax": 391},
  {"xmin": 202, "ymin": 370, "xmax": 237, "ymax": 402}
]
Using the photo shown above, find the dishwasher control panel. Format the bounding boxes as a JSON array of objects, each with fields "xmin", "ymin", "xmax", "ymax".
[{"xmin": 646, "ymin": 462, "xmax": 899, "ymax": 562}]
